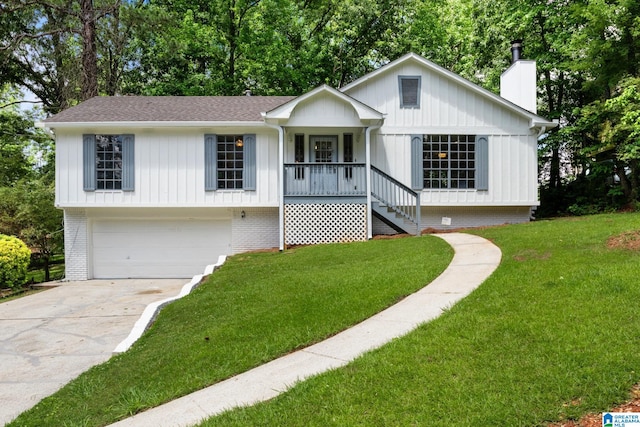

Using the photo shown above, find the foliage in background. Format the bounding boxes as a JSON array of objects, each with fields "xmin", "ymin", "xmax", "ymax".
[
  {"xmin": 0, "ymin": 85, "xmax": 53, "ymax": 185},
  {"xmin": 0, "ymin": 86, "xmax": 60, "ymax": 282},
  {"xmin": 0, "ymin": 234, "xmax": 31, "ymax": 289},
  {"xmin": 120, "ymin": 0, "xmax": 410, "ymax": 96},
  {"xmin": 2, "ymin": 0, "xmax": 640, "ymax": 214},
  {"xmin": 0, "ymin": 181, "xmax": 63, "ymax": 282}
]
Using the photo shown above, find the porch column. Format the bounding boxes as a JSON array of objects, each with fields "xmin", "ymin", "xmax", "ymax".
[
  {"xmin": 365, "ymin": 123, "xmax": 381, "ymax": 239},
  {"xmin": 278, "ymin": 126, "xmax": 285, "ymax": 251},
  {"xmin": 264, "ymin": 121, "xmax": 285, "ymax": 251}
]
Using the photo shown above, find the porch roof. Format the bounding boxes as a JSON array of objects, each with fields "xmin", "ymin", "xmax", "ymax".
[{"xmin": 262, "ymin": 85, "xmax": 384, "ymax": 126}]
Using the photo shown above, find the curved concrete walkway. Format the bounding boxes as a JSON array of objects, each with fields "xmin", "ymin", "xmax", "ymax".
[{"xmin": 110, "ymin": 233, "xmax": 502, "ymax": 427}]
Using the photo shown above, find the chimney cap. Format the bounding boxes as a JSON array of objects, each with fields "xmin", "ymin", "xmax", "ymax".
[{"xmin": 510, "ymin": 40, "xmax": 523, "ymax": 63}]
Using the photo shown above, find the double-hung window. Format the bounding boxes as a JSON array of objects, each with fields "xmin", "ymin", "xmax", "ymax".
[
  {"xmin": 204, "ymin": 134, "xmax": 256, "ymax": 191},
  {"xmin": 83, "ymin": 134, "xmax": 135, "ymax": 191},
  {"xmin": 411, "ymin": 134, "xmax": 489, "ymax": 191}
]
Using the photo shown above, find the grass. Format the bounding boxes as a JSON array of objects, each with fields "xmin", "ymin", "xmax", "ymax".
[
  {"xmin": 0, "ymin": 287, "xmax": 45, "ymax": 302},
  {"xmin": 9, "ymin": 235, "xmax": 452, "ymax": 427},
  {"xmin": 197, "ymin": 213, "xmax": 640, "ymax": 426},
  {"xmin": 27, "ymin": 255, "xmax": 65, "ymax": 284}
]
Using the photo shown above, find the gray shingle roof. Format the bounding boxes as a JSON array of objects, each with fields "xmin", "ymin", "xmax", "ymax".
[{"xmin": 44, "ymin": 96, "xmax": 296, "ymax": 123}]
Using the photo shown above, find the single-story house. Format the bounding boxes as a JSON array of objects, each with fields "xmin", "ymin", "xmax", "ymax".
[{"xmin": 43, "ymin": 49, "xmax": 556, "ymax": 280}]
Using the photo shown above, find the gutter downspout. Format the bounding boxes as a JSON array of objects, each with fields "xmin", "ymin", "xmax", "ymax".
[
  {"xmin": 264, "ymin": 120, "xmax": 286, "ymax": 251},
  {"xmin": 365, "ymin": 122, "xmax": 382, "ymax": 240},
  {"xmin": 537, "ymin": 125, "xmax": 547, "ymax": 138}
]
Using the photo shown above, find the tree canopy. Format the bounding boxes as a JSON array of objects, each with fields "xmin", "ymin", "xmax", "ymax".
[{"xmin": 2, "ymin": 0, "xmax": 640, "ymax": 217}]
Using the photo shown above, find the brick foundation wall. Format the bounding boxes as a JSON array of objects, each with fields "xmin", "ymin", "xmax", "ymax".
[
  {"xmin": 63, "ymin": 209, "xmax": 89, "ymax": 280},
  {"xmin": 419, "ymin": 206, "xmax": 532, "ymax": 231},
  {"xmin": 231, "ymin": 208, "xmax": 279, "ymax": 253}
]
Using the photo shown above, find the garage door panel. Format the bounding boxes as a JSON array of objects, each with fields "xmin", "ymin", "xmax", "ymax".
[
  {"xmin": 93, "ymin": 231, "xmax": 220, "ymax": 248},
  {"xmin": 92, "ymin": 219, "xmax": 231, "ymax": 279}
]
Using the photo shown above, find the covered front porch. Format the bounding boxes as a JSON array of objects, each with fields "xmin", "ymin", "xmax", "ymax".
[{"xmin": 262, "ymin": 85, "xmax": 420, "ymax": 248}]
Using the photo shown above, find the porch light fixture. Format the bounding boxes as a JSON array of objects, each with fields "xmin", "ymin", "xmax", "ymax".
[
  {"xmin": 241, "ymin": 210, "xmax": 246, "ymax": 218},
  {"xmin": 235, "ymin": 138, "xmax": 243, "ymax": 148}
]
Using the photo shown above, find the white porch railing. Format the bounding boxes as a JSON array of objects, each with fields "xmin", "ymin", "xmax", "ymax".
[
  {"xmin": 284, "ymin": 163, "xmax": 366, "ymax": 197},
  {"xmin": 370, "ymin": 165, "xmax": 421, "ymax": 235}
]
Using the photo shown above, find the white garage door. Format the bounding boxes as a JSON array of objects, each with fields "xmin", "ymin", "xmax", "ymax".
[{"xmin": 92, "ymin": 219, "xmax": 231, "ymax": 278}]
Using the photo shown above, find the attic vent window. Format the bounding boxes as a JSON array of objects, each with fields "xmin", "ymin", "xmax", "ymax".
[{"xmin": 399, "ymin": 76, "xmax": 421, "ymax": 108}]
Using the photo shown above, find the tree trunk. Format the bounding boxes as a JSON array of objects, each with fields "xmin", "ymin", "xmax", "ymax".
[
  {"xmin": 81, "ymin": 0, "xmax": 99, "ymax": 100},
  {"xmin": 105, "ymin": 4, "xmax": 121, "ymax": 96},
  {"xmin": 549, "ymin": 146, "xmax": 561, "ymax": 189},
  {"xmin": 44, "ymin": 255, "xmax": 50, "ymax": 282},
  {"xmin": 630, "ymin": 159, "xmax": 640, "ymax": 202},
  {"xmin": 617, "ymin": 163, "xmax": 633, "ymax": 201}
]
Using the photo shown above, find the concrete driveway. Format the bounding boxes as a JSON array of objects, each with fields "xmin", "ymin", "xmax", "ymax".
[{"xmin": 0, "ymin": 279, "xmax": 188, "ymax": 425}]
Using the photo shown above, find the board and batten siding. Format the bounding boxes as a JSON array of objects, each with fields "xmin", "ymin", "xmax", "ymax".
[
  {"xmin": 55, "ymin": 127, "xmax": 280, "ymax": 207},
  {"xmin": 347, "ymin": 63, "xmax": 539, "ymax": 206},
  {"xmin": 345, "ymin": 60, "xmax": 539, "ymax": 207},
  {"xmin": 344, "ymin": 62, "xmax": 532, "ymax": 134},
  {"xmin": 371, "ymin": 133, "xmax": 538, "ymax": 206},
  {"xmin": 286, "ymin": 95, "xmax": 363, "ymax": 127}
]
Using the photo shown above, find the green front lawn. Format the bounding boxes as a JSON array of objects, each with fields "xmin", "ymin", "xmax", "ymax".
[
  {"xmin": 10, "ymin": 236, "xmax": 452, "ymax": 427},
  {"xmin": 13, "ymin": 213, "xmax": 640, "ymax": 427},
  {"xmin": 200, "ymin": 213, "xmax": 640, "ymax": 426}
]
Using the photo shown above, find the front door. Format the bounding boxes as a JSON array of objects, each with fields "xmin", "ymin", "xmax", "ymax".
[{"xmin": 310, "ymin": 136, "xmax": 338, "ymax": 194}]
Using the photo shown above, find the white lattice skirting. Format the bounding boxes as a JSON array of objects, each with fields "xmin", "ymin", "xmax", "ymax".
[{"xmin": 285, "ymin": 204, "xmax": 367, "ymax": 245}]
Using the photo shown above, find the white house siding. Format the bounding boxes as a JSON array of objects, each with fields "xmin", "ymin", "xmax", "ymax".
[
  {"xmin": 231, "ymin": 207, "xmax": 279, "ymax": 253},
  {"xmin": 286, "ymin": 95, "xmax": 363, "ymax": 127},
  {"xmin": 370, "ymin": 132, "xmax": 538, "ymax": 206},
  {"xmin": 501, "ymin": 60, "xmax": 537, "ymax": 114},
  {"xmin": 63, "ymin": 208, "xmax": 89, "ymax": 280},
  {"xmin": 55, "ymin": 127, "xmax": 280, "ymax": 208},
  {"xmin": 346, "ymin": 61, "xmax": 539, "ymax": 207},
  {"xmin": 344, "ymin": 62, "xmax": 531, "ymax": 135}
]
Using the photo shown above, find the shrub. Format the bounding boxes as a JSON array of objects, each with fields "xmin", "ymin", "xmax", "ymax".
[{"xmin": 0, "ymin": 234, "xmax": 31, "ymax": 289}]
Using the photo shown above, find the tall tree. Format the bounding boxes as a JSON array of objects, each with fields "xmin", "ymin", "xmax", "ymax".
[
  {"xmin": 122, "ymin": 0, "xmax": 410, "ymax": 96},
  {"xmin": 0, "ymin": 86, "xmax": 51, "ymax": 186},
  {"xmin": 1, "ymin": 0, "xmax": 122, "ymax": 112}
]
